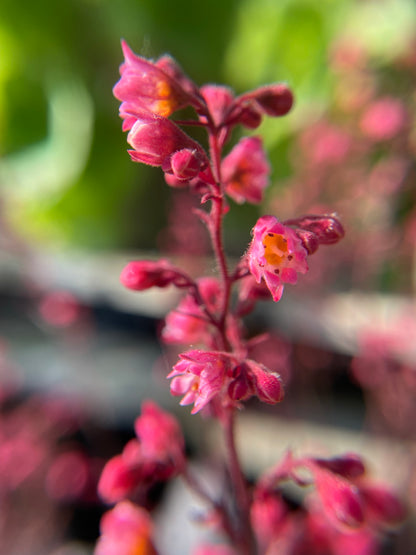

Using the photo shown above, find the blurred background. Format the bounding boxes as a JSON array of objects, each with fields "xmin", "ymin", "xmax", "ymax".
[{"xmin": 1, "ymin": 0, "xmax": 416, "ymax": 553}]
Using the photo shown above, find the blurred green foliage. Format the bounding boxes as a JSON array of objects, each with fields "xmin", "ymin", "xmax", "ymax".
[{"xmin": 0, "ymin": 0, "xmax": 414, "ymax": 251}]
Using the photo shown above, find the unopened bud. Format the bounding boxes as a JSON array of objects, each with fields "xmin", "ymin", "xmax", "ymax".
[
  {"xmin": 251, "ymin": 84, "xmax": 294, "ymax": 117},
  {"xmin": 120, "ymin": 260, "xmax": 181, "ymax": 291},
  {"xmin": 169, "ymin": 148, "xmax": 205, "ymax": 180}
]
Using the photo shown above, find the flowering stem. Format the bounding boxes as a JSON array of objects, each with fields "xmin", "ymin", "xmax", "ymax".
[
  {"xmin": 222, "ymin": 410, "xmax": 256, "ymax": 555},
  {"xmin": 181, "ymin": 466, "xmax": 239, "ymax": 545},
  {"xmin": 206, "ymin": 128, "xmax": 256, "ymax": 551}
]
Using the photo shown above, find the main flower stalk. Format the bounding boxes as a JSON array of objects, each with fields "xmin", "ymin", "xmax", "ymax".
[{"xmin": 93, "ymin": 42, "xmax": 403, "ymax": 555}]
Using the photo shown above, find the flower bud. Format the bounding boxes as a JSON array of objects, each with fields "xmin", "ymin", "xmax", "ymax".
[
  {"xmin": 169, "ymin": 148, "xmax": 206, "ymax": 180},
  {"xmin": 313, "ymin": 453, "xmax": 366, "ymax": 479},
  {"xmin": 98, "ymin": 455, "xmax": 141, "ymax": 504},
  {"xmin": 294, "ymin": 229, "xmax": 319, "ymax": 254},
  {"xmin": 120, "ymin": 259, "xmax": 183, "ymax": 291},
  {"xmin": 288, "ymin": 214, "xmax": 345, "ymax": 245},
  {"xmin": 200, "ymin": 84, "xmax": 235, "ymax": 127},
  {"xmin": 314, "ymin": 468, "xmax": 364, "ymax": 527},
  {"xmin": 127, "ymin": 112, "xmax": 206, "ymax": 168},
  {"xmin": 249, "ymin": 84, "xmax": 294, "ymax": 117},
  {"xmin": 236, "ymin": 84, "xmax": 294, "ymax": 121},
  {"xmin": 247, "ymin": 360, "xmax": 284, "ymax": 404}
]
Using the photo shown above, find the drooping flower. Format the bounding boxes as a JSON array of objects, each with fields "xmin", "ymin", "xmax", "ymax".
[
  {"xmin": 95, "ymin": 501, "xmax": 158, "ymax": 555},
  {"xmin": 127, "ymin": 111, "xmax": 208, "ymax": 174},
  {"xmin": 120, "ymin": 259, "xmax": 189, "ymax": 291},
  {"xmin": 247, "ymin": 215, "xmax": 309, "ymax": 301},
  {"xmin": 222, "ymin": 137, "xmax": 270, "ymax": 204},
  {"xmin": 113, "ymin": 40, "xmax": 199, "ymax": 128}
]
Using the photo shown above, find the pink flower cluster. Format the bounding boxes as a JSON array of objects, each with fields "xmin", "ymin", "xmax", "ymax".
[
  {"xmin": 98, "ymin": 401, "xmax": 185, "ymax": 504},
  {"xmin": 113, "ymin": 40, "xmax": 291, "ymax": 204},
  {"xmin": 96, "ymin": 41, "xmax": 406, "ymax": 555},
  {"xmin": 252, "ymin": 452, "xmax": 405, "ymax": 554},
  {"xmin": 168, "ymin": 350, "xmax": 283, "ymax": 415}
]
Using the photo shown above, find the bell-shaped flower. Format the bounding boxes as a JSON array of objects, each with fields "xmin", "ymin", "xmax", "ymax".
[
  {"xmin": 246, "ymin": 215, "xmax": 309, "ymax": 301},
  {"xmin": 168, "ymin": 350, "xmax": 233, "ymax": 414},
  {"xmin": 134, "ymin": 400, "xmax": 185, "ymax": 470},
  {"xmin": 120, "ymin": 259, "xmax": 189, "ymax": 291},
  {"xmin": 127, "ymin": 111, "xmax": 208, "ymax": 170},
  {"xmin": 114, "ymin": 40, "xmax": 197, "ymax": 127},
  {"xmin": 222, "ymin": 137, "xmax": 270, "ymax": 204},
  {"xmin": 98, "ymin": 454, "xmax": 143, "ymax": 505},
  {"xmin": 95, "ymin": 501, "xmax": 158, "ymax": 555}
]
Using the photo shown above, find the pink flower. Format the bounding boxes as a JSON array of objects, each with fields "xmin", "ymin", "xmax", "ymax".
[
  {"xmin": 134, "ymin": 400, "xmax": 185, "ymax": 469},
  {"xmin": 120, "ymin": 259, "xmax": 188, "ymax": 291},
  {"xmin": 127, "ymin": 111, "xmax": 207, "ymax": 172},
  {"xmin": 113, "ymin": 40, "xmax": 197, "ymax": 127},
  {"xmin": 161, "ymin": 277, "xmax": 221, "ymax": 346},
  {"xmin": 200, "ymin": 85, "xmax": 235, "ymax": 128},
  {"xmin": 222, "ymin": 137, "xmax": 270, "ymax": 204},
  {"xmin": 247, "ymin": 215, "xmax": 308, "ymax": 301},
  {"xmin": 168, "ymin": 350, "xmax": 232, "ymax": 414},
  {"xmin": 168, "ymin": 350, "xmax": 284, "ymax": 414},
  {"xmin": 95, "ymin": 501, "xmax": 158, "ymax": 555},
  {"xmin": 360, "ymin": 97, "xmax": 406, "ymax": 141},
  {"xmin": 98, "ymin": 402, "xmax": 185, "ymax": 504},
  {"xmin": 98, "ymin": 454, "xmax": 142, "ymax": 504},
  {"xmin": 302, "ymin": 455, "xmax": 406, "ymax": 531},
  {"xmin": 238, "ymin": 84, "xmax": 294, "ymax": 118}
]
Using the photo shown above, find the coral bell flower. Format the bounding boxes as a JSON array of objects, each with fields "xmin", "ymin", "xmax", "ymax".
[
  {"xmin": 95, "ymin": 501, "xmax": 158, "ymax": 555},
  {"xmin": 120, "ymin": 259, "xmax": 187, "ymax": 291},
  {"xmin": 134, "ymin": 401, "xmax": 185, "ymax": 469},
  {"xmin": 168, "ymin": 350, "xmax": 231, "ymax": 414},
  {"xmin": 222, "ymin": 137, "xmax": 270, "ymax": 204},
  {"xmin": 169, "ymin": 350, "xmax": 284, "ymax": 414},
  {"xmin": 247, "ymin": 215, "xmax": 308, "ymax": 301},
  {"xmin": 127, "ymin": 111, "xmax": 207, "ymax": 171},
  {"xmin": 114, "ymin": 40, "xmax": 195, "ymax": 127}
]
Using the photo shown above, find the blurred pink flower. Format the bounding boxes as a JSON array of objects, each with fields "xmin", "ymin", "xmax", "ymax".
[
  {"xmin": 120, "ymin": 259, "xmax": 188, "ymax": 291},
  {"xmin": 360, "ymin": 97, "xmax": 406, "ymax": 141},
  {"xmin": 162, "ymin": 277, "xmax": 221, "ymax": 346},
  {"xmin": 95, "ymin": 501, "xmax": 158, "ymax": 555},
  {"xmin": 222, "ymin": 137, "xmax": 270, "ymax": 204}
]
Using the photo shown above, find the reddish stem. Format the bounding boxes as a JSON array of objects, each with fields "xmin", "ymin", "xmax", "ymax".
[
  {"xmin": 205, "ymin": 127, "xmax": 256, "ymax": 552},
  {"xmin": 222, "ymin": 410, "xmax": 257, "ymax": 554}
]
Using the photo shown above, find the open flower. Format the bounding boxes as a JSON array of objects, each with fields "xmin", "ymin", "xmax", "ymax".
[
  {"xmin": 247, "ymin": 215, "xmax": 309, "ymax": 301},
  {"xmin": 114, "ymin": 40, "xmax": 198, "ymax": 129},
  {"xmin": 222, "ymin": 137, "xmax": 270, "ymax": 204},
  {"xmin": 168, "ymin": 350, "xmax": 283, "ymax": 414}
]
